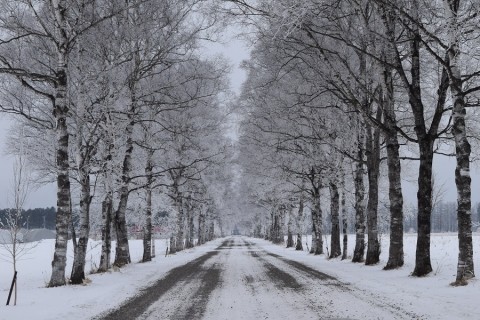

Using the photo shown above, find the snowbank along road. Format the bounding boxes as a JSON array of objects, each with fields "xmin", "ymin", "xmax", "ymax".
[{"xmin": 98, "ymin": 237, "xmax": 420, "ymax": 320}]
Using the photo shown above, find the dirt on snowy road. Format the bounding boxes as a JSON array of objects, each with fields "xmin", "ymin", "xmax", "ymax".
[{"xmin": 97, "ymin": 237, "xmax": 420, "ymax": 320}]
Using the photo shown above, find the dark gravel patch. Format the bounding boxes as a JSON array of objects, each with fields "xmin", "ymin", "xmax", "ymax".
[
  {"xmin": 180, "ymin": 265, "xmax": 221, "ymax": 319},
  {"xmin": 263, "ymin": 260, "xmax": 302, "ymax": 290},
  {"xmin": 266, "ymin": 252, "xmax": 337, "ymax": 281}
]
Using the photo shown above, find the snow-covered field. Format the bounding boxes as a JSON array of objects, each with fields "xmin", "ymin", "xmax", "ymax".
[{"xmin": 0, "ymin": 233, "xmax": 479, "ymax": 319}]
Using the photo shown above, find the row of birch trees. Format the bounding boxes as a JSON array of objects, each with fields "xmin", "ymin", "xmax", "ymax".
[
  {"xmin": 0, "ymin": 0, "xmax": 231, "ymax": 287},
  {"xmin": 232, "ymin": 0, "xmax": 480, "ymax": 285}
]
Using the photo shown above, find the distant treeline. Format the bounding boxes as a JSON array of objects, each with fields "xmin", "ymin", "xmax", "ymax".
[
  {"xmin": 0, "ymin": 207, "xmax": 56, "ymax": 230},
  {"xmin": 2, "ymin": 203, "xmax": 479, "ymax": 234},
  {"xmin": 404, "ymin": 202, "xmax": 480, "ymax": 233}
]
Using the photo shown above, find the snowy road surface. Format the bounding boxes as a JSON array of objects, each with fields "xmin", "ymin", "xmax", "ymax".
[{"xmin": 98, "ymin": 237, "xmax": 420, "ymax": 320}]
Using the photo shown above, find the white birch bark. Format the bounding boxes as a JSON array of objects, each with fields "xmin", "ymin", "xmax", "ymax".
[
  {"xmin": 445, "ymin": 0, "xmax": 475, "ymax": 283},
  {"xmin": 49, "ymin": 0, "xmax": 72, "ymax": 287},
  {"xmin": 311, "ymin": 185, "xmax": 323, "ymax": 255},
  {"xmin": 142, "ymin": 149, "xmax": 154, "ymax": 262},
  {"xmin": 286, "ymin": 204, "xmax": 294, "ymax": 248},
  {"xmin": 329, "ymin": 180, "xmax": 341, "ymax": 258},
  {"xmin": 295, "ymin": 192, "xmax": 304, "ymax": 251},
  {"xmin": 113, "ymin": 90, "xmax": 136, "ymax": 267},
  {"xmin": 197, "ymin": 205, "xmax": 207, "ymax": 245},
  {"xmin": 352, "ymin": 122, "xmax": 366, "ymax": 263},
  {"xmin": 99, "ymin": 122, "xmax": 114, "ymax": 272}
]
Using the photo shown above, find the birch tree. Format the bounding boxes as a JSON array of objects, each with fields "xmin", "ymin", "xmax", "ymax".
[
  {"xmin": 443, "ymin": 0, "xmax": 476, "ymax": 284},
  {"xmin": 0, "ymin": 0, "xmax": 130, "ymax": 287},
  {"xmin": 374, "ymin": 0, "xmax": 479, "ymax": 279}
]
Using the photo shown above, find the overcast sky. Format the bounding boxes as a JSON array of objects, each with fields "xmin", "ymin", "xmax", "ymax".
[{"xmin": 0, "ymin": 37, "xmax": 479, "ymax": 209}]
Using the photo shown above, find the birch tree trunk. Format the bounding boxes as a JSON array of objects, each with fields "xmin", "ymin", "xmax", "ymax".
[
  {"xmin": 218, "ymin": 216, "xmax": 225, "ymax": 238},
  {"xmin": 365, "ymin": 112, "xmax": 381, "ymax": 265},
  {"xmin": 99, "ymin": 128, "xmax": 114, "ymax": 272},
  {"xmin": 169, "ymin": 236, "xmax": 176, "ymax": 254},
  {"xmin": 197, "ymin": 207, "xmax": 206, "ymax": 245},
  {"xmin": 70, "ymin": 163, "xmax": 91, "ymax": 283},
  {"xmin": 352, "ymin": 124, "xmax": 366, "ymax": 263},
  {"xmin": 151, "ymin": 234, "xmax": 155, "ymax": 258},
  {"xmin": 295, "ymin": 195, "xmax": 304, "ymax": 251},
  {"xmin": 70, "ymin": 64, "xmax": 93, "ymax": 283},
  {"xmin": 451, "ymin": 79, "xmax": 474, "ymax": 282},
  {"xmin": 329, "ymin": 181, "xmax": 341, "ymax": 258},
  {"xmin": 352, "ymin": 44, "xmax": 368, "ymax": 263},
  {"xmin": 205, "ymin": 206, "xmax": 215, "ymax": 242},
  {"xmin": 413, "ymin": 138, "xmax": 435, "ymax": 275},
  {"xmin": 114, "ymin": 183, "xmax": 132, "ymax": 266},
  {"xmin": 310, "ymin": 226, "xmax": 317, "ymax": 253},
  {"xmin": 341, "ymin": 171, "xmax": 348, "ymax": 260},
  {"xmin": 272, "ymin": 206, "xmax": 283, "ymax": 244},
  {"xmin": 208, "ymin": 219, "xmax": 215, "ymax": 241},
  {"xmin": 383, "ymin": 50, "xmax": 405, "ymax": 269},
  {"xmin": 175, "ymin": 194, "xmax": 185, "ymax": 252},
  {"xmin": 189, "ymin": 211, "xmax": 195, "ymax": 247},
  {"xmin": 445, "ymin": 0, "xmax": 474, "ymax": 283},
  {"xmin": 383, "ymin": 111, "xmax": 404, "ymax": 269},
  {"xmin": 99, "ymin": 191, "xmax": 113, "ymax": 272},
  {"xmin": 311, "ymin": 186, "xmax": 323, "ymax": 255},
  {"xmin": 286, "ymin": 205, "xmax": 294, "ymax": 248},
  {"xmin": 269, "ymin": 208, "xmax": 274, "ymax": 242},
  {"xmin": 49, "ymin": 0, "xmax": 71, "ymax": 287},
  {"xmin": 113, "ymin": 92, "xmax": 137, "ymax": 267},
  {"xmin": 142, "ymin": 150, "xmax": 154, "ymax": 262},
  {"xmin": 185, "ymin": 197, "xmax": 195, "ymax": 249},
  {"xmin": 409, "ymin": 8, "xmax": 433, "ymax": 275}
]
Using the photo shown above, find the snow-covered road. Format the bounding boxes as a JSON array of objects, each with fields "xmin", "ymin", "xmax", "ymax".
[{"xmin": 99, "ymin": 237, "xmax": 420, "ymax": 320}]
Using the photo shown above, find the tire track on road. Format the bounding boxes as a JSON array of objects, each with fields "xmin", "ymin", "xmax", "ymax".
[
  {"xmin": 97, "ymin": 240, "xmax": 228, "ymax": 320},
  {"xmin": 244, "ymin": 238, "xmax": 422, "ymax": 319},
  {"xmin": 175, "ymin": 265, "xmax": 222, "ymax": 319}
]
